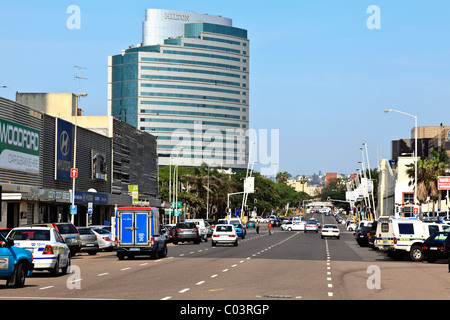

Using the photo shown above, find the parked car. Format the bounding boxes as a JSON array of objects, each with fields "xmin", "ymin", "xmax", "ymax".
[
  {"xmin": 25, "ymin": 223, "xmax": 81, "ymax": 256},
  {"xmin": 355, "ymin": 226, "xmax": 372, "ymax": 246},
  {"xmin": 423, "ymin": 231, "xmax": 450, "ymax": 263},
  {"xmin": 305, "ymin": 220, "xmax": 319, "ymax": 233},
  {"xmin": 8, "ymin": 226, "xmax": 70, "ymax": 276},
  {"xmin": 211, "ymin": 224, "xmax": 238, "ymax": 247},
  {"xmin": 90, "ymin": 227, "xmax": 113, "ymax": 251},
  {"xmin": 368, "ymin": 221, "xmax": 378, "ymax": 249},
  {"xmin": 78, "ymin": 227, "xmax": 99, "ymax": 255},
  {"xmin": 161, "ymin": 225, "xmax": 174, "ymax": 243},
  {"xmin": 173, "ymin": 222, "xmax": 200, "ymax": 244},
  {"xmin": 89, "ymin": 225, "xmax": 112, "ymax": 233},
  {"xmin": 0, "ymin": 232, "xmax": 33, "ymax": 287},
  {"xmin": 321, "ymin": 224, "xmax": 340, "ymax": 239}
]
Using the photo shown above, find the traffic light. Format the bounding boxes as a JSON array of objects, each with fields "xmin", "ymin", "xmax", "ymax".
[{"xmin": 255, "ymin": 187, "xmax": 259, "ymax": 193}]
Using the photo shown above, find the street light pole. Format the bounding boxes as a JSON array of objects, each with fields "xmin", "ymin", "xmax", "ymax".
[
  {"xmin": 363, "ymin": 142, "xmax": 377, "ymax": 218},
  {"xmin": 384, "ymin": 109, "xmax": 418, "ymax": 208}
]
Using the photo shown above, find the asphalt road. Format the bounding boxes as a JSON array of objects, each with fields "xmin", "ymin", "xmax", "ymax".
[{"xmin": 2, "ymin": 213, "xmax": 450, "ymax": 306}]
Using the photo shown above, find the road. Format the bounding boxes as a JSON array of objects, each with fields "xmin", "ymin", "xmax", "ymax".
[{"xmin": 2, "ymin": 213, "xmax": 450, "ymax": 306}]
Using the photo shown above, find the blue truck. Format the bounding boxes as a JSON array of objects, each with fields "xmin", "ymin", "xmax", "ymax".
[
  {"xmin": 115, "ymin": 207, "xmax": 167, "ymax": 260},
  {"xmin": 0, "ymin": 232, "xmax": 34, "ymax": 288}
]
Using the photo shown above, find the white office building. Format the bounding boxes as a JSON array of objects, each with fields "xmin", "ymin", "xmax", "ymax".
[{"xmin": 108, "ymin": 9, "xmax": 249, "ymax": 169}]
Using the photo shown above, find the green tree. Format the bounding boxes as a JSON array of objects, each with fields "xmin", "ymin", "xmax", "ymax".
[{"xmin": 406, "ymin": 148, "xmax": 450, "ymax": 218}]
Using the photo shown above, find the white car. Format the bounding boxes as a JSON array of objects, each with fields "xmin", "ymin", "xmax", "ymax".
[
  {"xmin": 8, "ymin": 226, "xmax": 71, "ymax": 276},
  {"xmin": 90, "ymin": 227, "xmax": 113, "ymax": 251},
  {"xmin": 211, "ymin": 224, "xmax": 238, "ymax": 247},
  {"xmin": 281, "ymin": 221, "xmax": 292, "ymax": 231},
  {"xmin": 321, "ymin": 224, "xmax": 340, "ymax": 239},
  {"xmin": 286, "ymin": 221, "xmax": 306, "ymax": 231},
  {"xmin": 347, "ymin": 222, "xmax": 357, "ymax": 231}
]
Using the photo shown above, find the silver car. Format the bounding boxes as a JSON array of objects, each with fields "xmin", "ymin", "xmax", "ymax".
[{"xmin": 77, "ymin": 227, "xmax": 99, "ymax": 255}]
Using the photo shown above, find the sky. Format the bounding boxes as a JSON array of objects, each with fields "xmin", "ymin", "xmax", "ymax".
[{"xmin": 1, "ymin": 0, "xmax": 449, "ymax": 177}]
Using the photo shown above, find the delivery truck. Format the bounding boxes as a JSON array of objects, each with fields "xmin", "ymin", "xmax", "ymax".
[{"xmin": 115, "ymin": 207, "xmax": 167, "ymax": 260}]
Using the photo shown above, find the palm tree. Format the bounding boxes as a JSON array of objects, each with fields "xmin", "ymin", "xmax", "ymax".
[
  {"xmin": 406, "ymin": 148, "xmax": 450, "ymax": 219},
  {"xmin": 300, "ymin": 175, "xmax": 307, "ymax": 193},
  {"xmin": 276, "ymin": 171, "xmax": 290, "ymax": 184}
]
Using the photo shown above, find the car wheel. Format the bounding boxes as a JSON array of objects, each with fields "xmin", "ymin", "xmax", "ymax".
[
  {"xmin": 288, "ymin": 228, "xmax": 292, "ymax": 231},
  {"xmin": 50, "ymin": 257, "xmax": 60, "ymax": 277},
  {"xmin": 11, "ymin": 262, "xmax": 26, "ymax": 288},
  {"xmin": 234, "ymin": 240, "xmax": 238, "ymax": 247},
  {"xmin": 88, "ymin": 250, "xmax": 98, "ymax": 255},
  {"xmin": 410, "ymin": 245, "xmax": 424, "ymax": 262},
  {"xmin": 212, "ymin": 241, "xmax": 216, "ymax": 247}
]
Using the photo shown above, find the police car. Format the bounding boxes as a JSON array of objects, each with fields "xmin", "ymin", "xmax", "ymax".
[{"xmin": 8, "ymin": 226, "xmax": 71, "ymax": 276}]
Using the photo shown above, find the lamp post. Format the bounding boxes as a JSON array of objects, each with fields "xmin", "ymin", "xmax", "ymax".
[
  {"xmin": 384, "ymin": 109, "xmax": 418, "ymax": 208},
  {"xmin": 362, "ymin": 142, "xmax": 376, "ymax": 218}
]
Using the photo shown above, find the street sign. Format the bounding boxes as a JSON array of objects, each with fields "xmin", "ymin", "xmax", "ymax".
[
  {"xmin": 70, "ymin": 205, "xmax": 77, "ymax": 215},
  {"xmin": 438, "ymin": 176, "xmax": 450, "ymax": 190},
  {"xmin": 70, "ymin": 168, "xmax": 78, "ymax": 178},
  {"xmin": 88, "ymin": 202, "xmax": 93, "ymax": 214}
]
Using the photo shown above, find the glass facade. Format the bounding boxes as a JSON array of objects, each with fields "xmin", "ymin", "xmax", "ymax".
[{"xmin": 109, "ymin": 11, "xmax": 249, "ymax": 169}]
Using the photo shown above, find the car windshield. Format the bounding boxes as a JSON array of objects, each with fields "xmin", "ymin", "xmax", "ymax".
[
  {"xmin": 324, "ymin": 225, "xmax": 338, "ymax": 229},
  {"xmin": 10, "ymin": 229, "xmax": 50, "ymax": 241}
]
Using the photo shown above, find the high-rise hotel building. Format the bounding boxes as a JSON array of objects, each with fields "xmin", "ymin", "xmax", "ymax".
[{"xmin": 108, "ymin": 9, "xmax": 249, "ymax": 169}]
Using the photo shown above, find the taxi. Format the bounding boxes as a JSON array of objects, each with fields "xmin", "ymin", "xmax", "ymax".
[{"xmin": 8, "ymin": 226, "xmax": 71, "ymax": 276}]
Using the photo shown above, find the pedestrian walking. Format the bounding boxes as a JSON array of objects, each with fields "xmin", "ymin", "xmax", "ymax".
[
  {"xmin": 268, "ymin": 220, "xmax": 273, "ymax": 235},
  {"xmin": 256, "ymin": 221, "xmax": 260, "ymax": 234}
]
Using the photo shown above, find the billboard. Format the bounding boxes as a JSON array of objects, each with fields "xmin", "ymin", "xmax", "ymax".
[
  {"xmin": 91, "ymin": 150, "xmax": 108, "ymax": 181},
  {"xmin": 55, "ymin": 118, "xmax": 73, "ymax": 181},
  {"xmin": 0, "ymin": 118, "xmax": 40, "ymax": 174}
]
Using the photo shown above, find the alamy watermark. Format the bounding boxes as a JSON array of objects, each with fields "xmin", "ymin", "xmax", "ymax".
[
  {"xmin": 168, "ymin": 124, "xmax": 279, "ymax": 175},
  {"xmin": 66, "ymin": 5, "xmax": 81, "ymax": 30},
  {"xmin": 366, "ymin": 265, "xmax": 381, "ymax": 290},
  {"xmin": 366, "ymin": 5, "xmax": 381, "ymax": 30}
]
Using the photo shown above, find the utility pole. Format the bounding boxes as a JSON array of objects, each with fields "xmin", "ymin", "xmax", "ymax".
[{"xmin": 71, "ymin": 65, "xmax": 87, "ymax": 224}]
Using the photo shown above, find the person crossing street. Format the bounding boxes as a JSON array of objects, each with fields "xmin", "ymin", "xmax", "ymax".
[{"xmin": 268, "ymin": 220, "xmax": 273, "ymax": 235}]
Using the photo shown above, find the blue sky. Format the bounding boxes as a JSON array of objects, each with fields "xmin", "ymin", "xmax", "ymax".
[{"xmin": 1, "ymin": 1, "xmax": 449, "ymax": 177}]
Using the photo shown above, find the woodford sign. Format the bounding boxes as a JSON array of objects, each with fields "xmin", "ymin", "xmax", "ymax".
[{"xmin": 0, "ymin": 118, "xmax": 40, "ymax": 174}]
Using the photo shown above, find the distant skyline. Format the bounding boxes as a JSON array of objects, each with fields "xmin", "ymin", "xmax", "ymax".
[{"xmin": 1, "ymin": 1, "xmax": 449, "ymax": 176}]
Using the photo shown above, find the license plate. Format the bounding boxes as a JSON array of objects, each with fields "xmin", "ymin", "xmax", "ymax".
[
  {"xmin": 430, "ymin": 247, "xmax": 438, "ymax": 250},
  {"xmin": 130, "ymin": 248, "xmax": 140, "ymax": 251},
  {"xmin": 359, "ymin": 235, "xmax": 364, "ymax": 238},
  {"xmin": 86, "ymin": 244, "xmax": 94, "ymax": 247}
]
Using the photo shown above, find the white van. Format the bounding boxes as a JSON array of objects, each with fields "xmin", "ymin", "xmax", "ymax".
[
  {"xmin": 185, "ymin": 219, "xmax": 208, "ymax": 242},
  {"xmin": 375, "ymin": 216, "xmax": 450, "ymax": 261}
]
